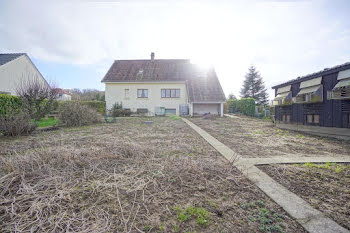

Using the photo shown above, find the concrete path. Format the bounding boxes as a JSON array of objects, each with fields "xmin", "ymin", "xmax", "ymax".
[{"xmin": 182, "ymin": 118, "xmax": 350, "ymax": 233}]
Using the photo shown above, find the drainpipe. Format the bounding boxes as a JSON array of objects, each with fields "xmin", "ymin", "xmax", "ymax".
[{"xmin": 189, "ymin": 103, "xmax": 193, "ymax": 116}]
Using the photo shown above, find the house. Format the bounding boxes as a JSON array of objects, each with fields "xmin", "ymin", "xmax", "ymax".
[
  {"xmin": 0, "ymin": 53, "xmax": 49, "ymax": 95},
  {"xmin": 101, "ymin": 53, "xmax": 226, "ymax": 116},
  {"xmin": 54, "ymin": 88, "xmax": 72, "ymax": 101},
  {"xmin": 272, "ymin": 62, "xmax": 350, "ymax": 139}
]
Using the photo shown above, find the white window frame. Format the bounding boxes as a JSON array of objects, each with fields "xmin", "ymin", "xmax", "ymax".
[{"xmin": 137, "ymin": 89, "xmax": 148, "ymax": 98}]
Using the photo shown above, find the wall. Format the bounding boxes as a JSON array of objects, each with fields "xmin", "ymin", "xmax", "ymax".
[
  {"xmin": 274, "ymin": 71, "xmax": 350, "ymax": 128},
  {"xmin": 193, "ymin": 103, "xmax": 220, "ymax": 115},
  {"xmin": 0, "ymin": 55, "xmax": 48, "ymax": 95},
  {"xmin": 57, "ymin": 94, "xmax": 72, "ymax": 101},
  {"xmin": 105, "ymin": 82, "xmax": 188, "ymax": 115}
]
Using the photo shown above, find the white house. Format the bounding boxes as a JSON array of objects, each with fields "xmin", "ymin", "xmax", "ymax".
[
  {"xmin": 0, "ymin": 53, "xmax": 49, "ymax": 95},
  {"xmin": 55, "ymin": 88, "xmax": 72, "ymax": 101},
  {"xmin": 101, "ymin": 53, "xmax": 226, "ymax": 116}
]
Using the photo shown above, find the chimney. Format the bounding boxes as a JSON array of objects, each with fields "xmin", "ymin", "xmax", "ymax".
[{"xmin": 150, "ymin": 52, "xmax": 155, "ymax": 61}]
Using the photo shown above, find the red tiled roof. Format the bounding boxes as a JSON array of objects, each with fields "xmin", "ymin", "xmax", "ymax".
[{"xmin": 54, "ymin": 88, "xmax": 71, "ymax": 95}]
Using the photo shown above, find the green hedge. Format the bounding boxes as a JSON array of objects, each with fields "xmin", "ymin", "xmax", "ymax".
[
  {"xmin": 0, "ymin": 94, "xmax": 22, "ymax": 115},
  {"xmin": 227, "ymin": 98, "xmax": 255, "ymax": 116},
  {"xmin": 80, "ymin": 101, "xmax": 105, "ymax": 114},
  {"xmin": 55, "ymin": 100, "xmax": 105, "ymax": 115}
]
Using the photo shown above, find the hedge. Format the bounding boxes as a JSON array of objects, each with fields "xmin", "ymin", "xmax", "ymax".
[
  {"xmin": 227, "ymin": 98, "xmax": 255, "ymax": 116},
  {"xmin": 0, "ymin": 94, "xmax": 22, "ymax": 115},
  {"xmin": 80, "ymin": 101, "xmax": 105, "ymax": 115},
  {"xmin": 55, "ymin": 100, "xmax": 105, "ymax": 115}
]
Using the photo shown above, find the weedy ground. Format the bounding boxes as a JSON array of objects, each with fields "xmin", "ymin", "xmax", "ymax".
[
  {"xmin": 0, "ymin": 117, "xmax": 305, "ymax": 233},
  {"xmin": 189, "ymin": 116, "xmax": 350, "ymax": 158},
  {"xmin": 259, "ymin": 163, "xmax": 350, "ymax": 230}
]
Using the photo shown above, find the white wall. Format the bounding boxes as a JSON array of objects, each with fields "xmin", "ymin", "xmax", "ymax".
[
  {"xmin": 193, "ymin": 103, "xmax": 220, "ymax": 115},
  {"xmin": 57, "ymin": 94, "xmax": 72, "ymax": 101},
  {"xmin": 0, "ymin": 55, "xmax": 48, "ymax": 95},
  {"xmin": 105, "ymin": 82, "xmax": 188, "ymax": 115}
]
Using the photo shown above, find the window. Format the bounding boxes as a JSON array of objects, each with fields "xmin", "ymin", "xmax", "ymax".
[
  {"xmin": 286, "ymin": 115, "xmax": 291, "ymax": 123},
  {"xmin": 307, "ymin": 114, "xmax": 320, "ymax": 124},
  {"xmin": 282, "ymin": 114, "xmax": 291, "ymax": 123},
  {"xmin": 137, "ymin": 89, "xmax": 148, "ymax": 98},
  {"xmin": 307, "ymin": 115, "xmax": 313, "ymax": 123},
  {"xmin": 124, "ymin": 89, "xmax": 129, "ymax": 99},
  {"xmin": 295, "ymin": 85, "xmax": 323, "ymax": 104},
  {"xmin": 161, "ymin": 89, "xmax": 180, "ymax": 98}
]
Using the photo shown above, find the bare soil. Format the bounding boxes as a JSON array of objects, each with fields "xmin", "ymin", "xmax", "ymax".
[
  {"xmin": 259, "ymin": 163, "xmax": 350, "ymax": 230},
  {"xmin": 0, "ymin": 117, "xmax": 305, "ymax": 233},
  {"xmin": 189, "ymin": 115, "xmax": 350, "ymax": 157}
]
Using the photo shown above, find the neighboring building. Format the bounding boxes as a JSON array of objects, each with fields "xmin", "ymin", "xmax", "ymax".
[
  {"xmin": 101, "ymin": 53, "xmax": 226, "ymax": 116},
  {"xmin": 272, "ymin": 62, "xmax": 350, "ymax": 139},
  {"xmin": 54, "ymin": 88, "xmax": 72, "ymax": 101},
  {"xmin": 0, "ymin": 53, "xmax": 49, "ymax": 95}
]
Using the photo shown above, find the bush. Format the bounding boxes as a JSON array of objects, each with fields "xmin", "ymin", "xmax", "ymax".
[
  {"xmin": 227, "ymin": 98, "xmax": 255, "ymax": 116},
  {"xmin": 80, "ymin": 101, "xmax": 105, "ymax": 115},
  {"xmin": 52, "ymin": 101, "xmax": 105, "ymax": 115},
  {"xmin": 110, "ymin": 103, "xmax": 131, "ymax": 117},
  {"xmin": 16, "ymin": 76, "xmax": 58, "ymax": 121},
  {"xmin": 0, "ymin": 94, "xmax": 22, "ymax": 115},
  {"xmin": 0, "ymin": 111, "xmax": 37, "ymax": 136},
  {"xmin": 59, "ymin": 102, "xmax": 102, "ymax": 127}
]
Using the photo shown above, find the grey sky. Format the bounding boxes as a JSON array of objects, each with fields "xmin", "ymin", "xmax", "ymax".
[{"xmin": 1, "ymin": 0, "xmax": 349, "ymax": 98}]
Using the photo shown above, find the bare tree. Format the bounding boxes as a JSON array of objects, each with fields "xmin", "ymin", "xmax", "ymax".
[
  {"xmin": 16, "ymin": 75, "xmax": 59, "ymax": 121},
  {"xmin": 70, "ymin": 88, "xmax": 105, "ymax": 101}
]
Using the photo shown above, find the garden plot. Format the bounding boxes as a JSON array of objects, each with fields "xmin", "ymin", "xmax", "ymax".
[
  {"xmin": 0, "ymin": 117, "xmax": 305, "ymax": 233},
  {"xmin": 189, "ymin": 116, "xmax": 350, "ymax": 158},
  {"xmin": 259, "ymin": 163, "xmax": 350, "ymax": 230}
]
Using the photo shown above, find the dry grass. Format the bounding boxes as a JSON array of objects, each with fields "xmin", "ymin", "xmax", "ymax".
[
  {"xmin": 189, "ymin": 116, "xmax": 350, "ymax": 158},
  {"xmin": 0, "ymin": 117, "xmax": 305, "ymax": 232},
  {"xmin": 259, "ymin": 163, "xmax": 350, "ymax": 230}
]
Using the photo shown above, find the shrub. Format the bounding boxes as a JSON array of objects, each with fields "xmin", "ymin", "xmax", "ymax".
[
  {"xmin": 227, "ymin": 98, "xmax": 255, "ymax": 116},
  {"xmin": 0, "ymin": 111, "xmax": 37, "ymax": 136},
  {"xmin": 0, "ymin": 94, "xmax": 22, "ymax": 115},
  {"xmin": 110, "ymin": 103, "xmax": 131, "ymax": 117},
  {"xmin": 53, "ymin": 101, "xmax": 105, "ymax": 115},
  {"xmin": 59, "ymin": 102, "xmax": 102, "ymax": 127},
  {"xmin": 80, "ymin": 100, "xmax": 105, "ymax": 115},
  {"xmin": 16, "ymin": 76, "xmax": 59, "ymax": 121}
]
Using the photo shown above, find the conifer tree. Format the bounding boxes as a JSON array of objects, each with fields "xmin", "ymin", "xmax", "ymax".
[{"xmin": 240, "ymin": 66, "xmax": 269, "ymax": 105}]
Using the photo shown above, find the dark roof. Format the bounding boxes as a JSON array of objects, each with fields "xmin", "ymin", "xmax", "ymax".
[
  {"xmin": 101, "ymin": 59, "xmax": 226, "ymax": 102},
  {"xmin": 0, "ymin": 53, "xmax": 26, "ymax": 66},
  {"xmin": 272, "ymin": 62, "xmax": 350, "ymax": 89}
]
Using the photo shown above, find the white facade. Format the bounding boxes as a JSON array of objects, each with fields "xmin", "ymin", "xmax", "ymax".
[
  {"xmin": 57, "ymin": 93, "xmax": 72, "ymax": 101},
  {"xmin": 0, "ymin": 55, "xmax": 48, "ymax": 95},
  {"xmin": 105, "ymin": 82, "xmax": 224, "ymax": 116},
  {"xmin": 105, "ymin": 82, "xmax": 188, "ymax": 116}
]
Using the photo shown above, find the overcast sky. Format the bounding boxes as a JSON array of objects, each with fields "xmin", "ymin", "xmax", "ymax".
[{"xmin": 1, "ymin": 0, "xmax": 349, "ymax": 99}]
